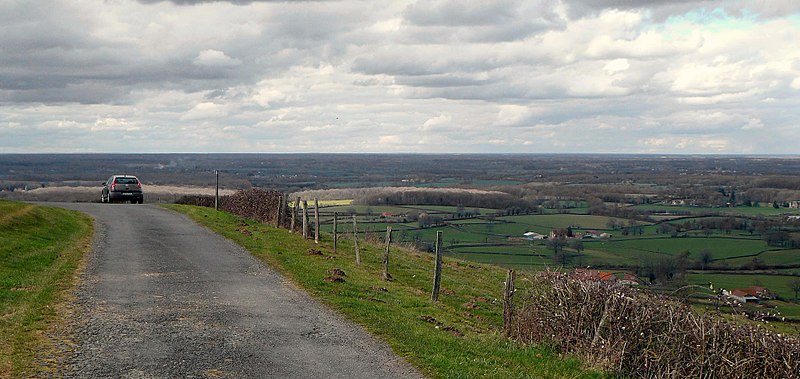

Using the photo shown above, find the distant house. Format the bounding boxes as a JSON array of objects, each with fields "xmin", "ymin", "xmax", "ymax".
[
  {"xmin": 583, "ymin": 230, "xmax": 612, "ymax": 239},
  {"xmin": 571, "ymin": 268, "xmax": 616, "ymax": 282},
  {"xmin": 619, "ymin": 273, "xmax": 642, "ymax": 286},
  {"xmin": 550, "ymin": 228, "xmax": 573, "ymax": 239},
  {"xmin": 582, "ymin": 230, "xmax": 600, "ymax": 239},
  {"xmin": 597, "ymin": 271, "xmax": 616, "ymax": 282},
  {"xmin": 523, "ymin": 231, "xmax": 547, "ymax": 240},
  {"xmin": 789, "ymin": 201, "xmax": 800, "ymax": 209},
  {"xmin": 723, "ymin": 286, "xmax": 776, "ymax": 303}
]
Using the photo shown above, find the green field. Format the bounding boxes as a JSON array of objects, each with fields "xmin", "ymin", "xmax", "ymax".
[
  {"xmin": 632, "ymin": 204, "xmax": 800, "ymax": 217},
  {"xmin": 597, "ymin": 237, "xmax": 770, "ymax": 260},
  {"xmin": 447, "ymin": 244, "xmax": 551, "ymax": 267},
  {"xmin": 295, "ymin": 201, "xmax": 800, "ymax": 328},
  {"xmin": 723, "ymin": 249, "xmax": 800, "ymax": 266},
  {"xmin": 310, "ymin": 204, "xmax": 792, "ymax": 272},
  {"xmin": 498, "ymin": 214, "xmax": 629, "ymax": 231},
  {"xmin": 0, "ymin": 200, "xmax": 93, "ymax": 377}
]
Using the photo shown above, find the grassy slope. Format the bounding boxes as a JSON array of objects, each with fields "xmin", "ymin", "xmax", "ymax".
[
  {"xmin": 165, "ymin": 204, "xmax": 603, "ymax": 379},
  {"xmin": 0, "ymin": 200, "xmax": 93, "ymax": 377}
]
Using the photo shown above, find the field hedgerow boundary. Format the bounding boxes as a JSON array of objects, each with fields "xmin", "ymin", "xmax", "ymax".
[{"xmin": 512, "ymin": 273, "xmax": 800, "ymax": 378}]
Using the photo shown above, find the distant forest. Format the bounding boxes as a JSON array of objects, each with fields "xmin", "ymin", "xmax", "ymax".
[{"xmin": 3, "ymin": 154, "xmax": 800, "ymax": 208}]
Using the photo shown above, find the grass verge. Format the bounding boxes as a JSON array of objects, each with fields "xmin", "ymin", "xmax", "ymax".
[
  {"xmin": 165, "ymin": 204, "xmax": 603, "ymax": 378},
  {"xmin": 0, "ymin": 200, "xmax": 93, "ymax": 377}
]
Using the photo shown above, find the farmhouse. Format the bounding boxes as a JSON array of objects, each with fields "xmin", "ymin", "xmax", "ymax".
[
  {"xmin": 723, "ymin": 286, "xmax": 776, "ymax": 303},
  {"xmin": 582, "ymin": 230, "xmax": 611, "ymax": 239},
  {"xmin": 790, "ymin": 200, "xmax": 800, "ymax": 209},
  {"xmin": 523, "ymin": 231, "xmax": 547, "ymax": 240},
  {"xmin": 549, "ymin": 228, "xmax": 573, "ymax": 239},
  {"xmin": 619, "ymin": 273, "xmax": 642, "ymax": 286}
]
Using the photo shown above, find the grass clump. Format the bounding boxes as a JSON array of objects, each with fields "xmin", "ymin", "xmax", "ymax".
[
  {"xmin": 0, "ymin": 200, "xmax": 93, "ymax": 377},
  {"xmin": 166, "ymin": 204, "xmax": 603, "ymax": 379}
]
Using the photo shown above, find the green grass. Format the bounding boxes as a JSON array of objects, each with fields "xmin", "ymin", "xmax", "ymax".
[
  {"xmin": 0, "ymin": 200, "xmax": 93, "ymax": 377},
  {"xmin": 597, "ymin": 237, "xmax": 769, "ymax": 260},
  {"xmin": 165, "ymin": 204, "xmax": 603, "ymax": 379},
  {"xmin": 632, "ymin": 204, "xmax": 800, "ymax": 217}
]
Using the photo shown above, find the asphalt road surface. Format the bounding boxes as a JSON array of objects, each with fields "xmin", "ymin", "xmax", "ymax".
[{"xmin": 48, "ymin": 203, "xmax": 422, "ymax": 378}]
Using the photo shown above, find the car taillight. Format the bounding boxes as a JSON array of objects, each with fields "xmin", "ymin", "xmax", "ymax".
[
  {"xmin": 137, "ymin": 182, "xmax": 141, "ymax": 189},
  {"xmin": 111, "ymin": 182, "xmax": 116, "ymax": 190}
]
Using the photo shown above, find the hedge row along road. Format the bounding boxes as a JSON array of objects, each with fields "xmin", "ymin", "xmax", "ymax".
[{"xmin": 49, "ymin": 203, "xmax": 421, "ymax": 378}]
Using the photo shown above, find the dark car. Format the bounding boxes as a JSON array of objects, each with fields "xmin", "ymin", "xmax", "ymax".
[{"xmin": 101, "ymin": 175, "xmax": 144, "ymax": 204}]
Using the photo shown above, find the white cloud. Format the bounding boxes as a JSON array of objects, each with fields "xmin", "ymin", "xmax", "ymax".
[
  {"xmin": 603, "ymin": 58, "xmax": 630, "ymax": 75},
  {"xmin": 421, "ymin": 113, "xmax": 453, "ymax": 131},
  {"xmin": 378, "ymin": 135, "xmax": 402, "ymax": 145},
  {"xmin": 180, "ymin": 102, "xmax": 228, "ymax": 121},
  {"xmin": 193, "ymin": 49, "xmax": 242, "ymax": 67}
]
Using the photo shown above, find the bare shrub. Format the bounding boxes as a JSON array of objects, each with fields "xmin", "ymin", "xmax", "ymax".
[{"xmin": 513, "ymin": 274, "xmax": 800, "ymax": 378}]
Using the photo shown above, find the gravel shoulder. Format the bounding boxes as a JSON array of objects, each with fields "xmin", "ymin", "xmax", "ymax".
[{"xmin": 46, "ymin": 203, "xmax": 423, "ymax": 378}]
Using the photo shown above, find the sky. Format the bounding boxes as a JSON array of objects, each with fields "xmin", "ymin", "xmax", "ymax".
[{"xmin": 1, "ymin": 0, "xmax": 799, "ymax": 154}]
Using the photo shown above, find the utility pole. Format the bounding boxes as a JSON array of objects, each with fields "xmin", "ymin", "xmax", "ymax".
[{"xmin": 214, "ymin": 170, "xmax": 219, "ymax": 211}]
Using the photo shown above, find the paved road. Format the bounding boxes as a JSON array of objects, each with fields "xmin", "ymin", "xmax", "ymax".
[{"xmin": 49, "ymin": 203, "xmax": 422, "ymax": 378}]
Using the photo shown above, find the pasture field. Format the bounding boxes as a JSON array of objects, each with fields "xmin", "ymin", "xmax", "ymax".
[
  {"xmin": 316, "ymin": 204, "xmax": 412, "ymax": 215},
  {"xmin": 632, "ymin": 204, "xmax": 800, "ymax": 217},
  {"xmin": 446, "ymin": 253, "xmax": 550, "ymax": 267},
  {"xmin": 497, "ymin": 214, "xmax": 630, "ymax": 230},
  {"xmin": 595, "ymin": 237, "xmax": 771, "ymax": 260},
  {"xmin": 309, "ymin": 203, "xmax": 794, "ymax": 273},
  {"xmin": 722, "ymin": 249, "xmax": 800, "ymax": 266},
  {"xmin": 397, "ymin": 205, "xmax": 499, "ymax": 215},
  {"xmin": 688, "ymin": 273, "xmax": 800, "ymax": 310}
]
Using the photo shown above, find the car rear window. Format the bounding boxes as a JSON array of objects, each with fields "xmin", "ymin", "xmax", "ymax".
[{"xmin": 114, "ymin": 177, "xmax": 139, "ymax": 185}]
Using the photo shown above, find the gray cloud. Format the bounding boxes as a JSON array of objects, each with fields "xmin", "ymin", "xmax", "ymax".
[
  {"xmin": 0, "ymin": 0, "xmax": 799, "ymax": 154},
  {"xmin": 567, "ymin": 0, "xmax": 800, "ymax": 20}
]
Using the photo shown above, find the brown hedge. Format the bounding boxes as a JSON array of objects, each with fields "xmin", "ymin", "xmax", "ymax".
[
  {"xmin": 512, "ymin": 274, "xmax": 800, "ymax": 378},
  {"xmin": 176, "ymin": 188, "xmax": 287, "ymax": 226}
]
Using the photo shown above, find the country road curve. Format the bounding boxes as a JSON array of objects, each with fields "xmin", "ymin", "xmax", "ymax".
[{"xmin": 45, "ymin": 202, "xmax": 423, "ymax": 378}]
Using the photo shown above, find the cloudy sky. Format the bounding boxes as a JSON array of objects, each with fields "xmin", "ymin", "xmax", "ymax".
[{"xmin": 1, "ymin": 0, "xmax": 799, "ymax": 154}]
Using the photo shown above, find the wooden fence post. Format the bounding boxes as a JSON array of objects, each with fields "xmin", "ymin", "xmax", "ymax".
[
  {"xmin": 333, "ymin": 212, "xmax": 338, "ymax": 254},
  {"xmin": 353, "ymin": 215, "xmax": 360, "ymax": 265},
  {"xmin": 314, "ymin": 199, "xmax": 320, "ymax": 244},
  {"xmin": 302, "ymin": 200, "xmax": 309, "ymax": 239},
  {"xmin": 503, "ymin": 269, "xmax": 516, "ymax": 337},
  {"xmin": 382, "ymin": 226, "xmax": 392, "ymax": 281},
  {"xmin": 431, "ymin": 231, "xmax": 443, "ymax": 302},
  {"xmin": 290, "ymin": 196, "xmax": 299, "ymax": 232},
  {"xmin": 274, "ymin": 194, "xmax": 283, "ymax": 227},
  {"xmin": 279, "ymin": 193, "xmax": 288, "ymax": 228}
]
